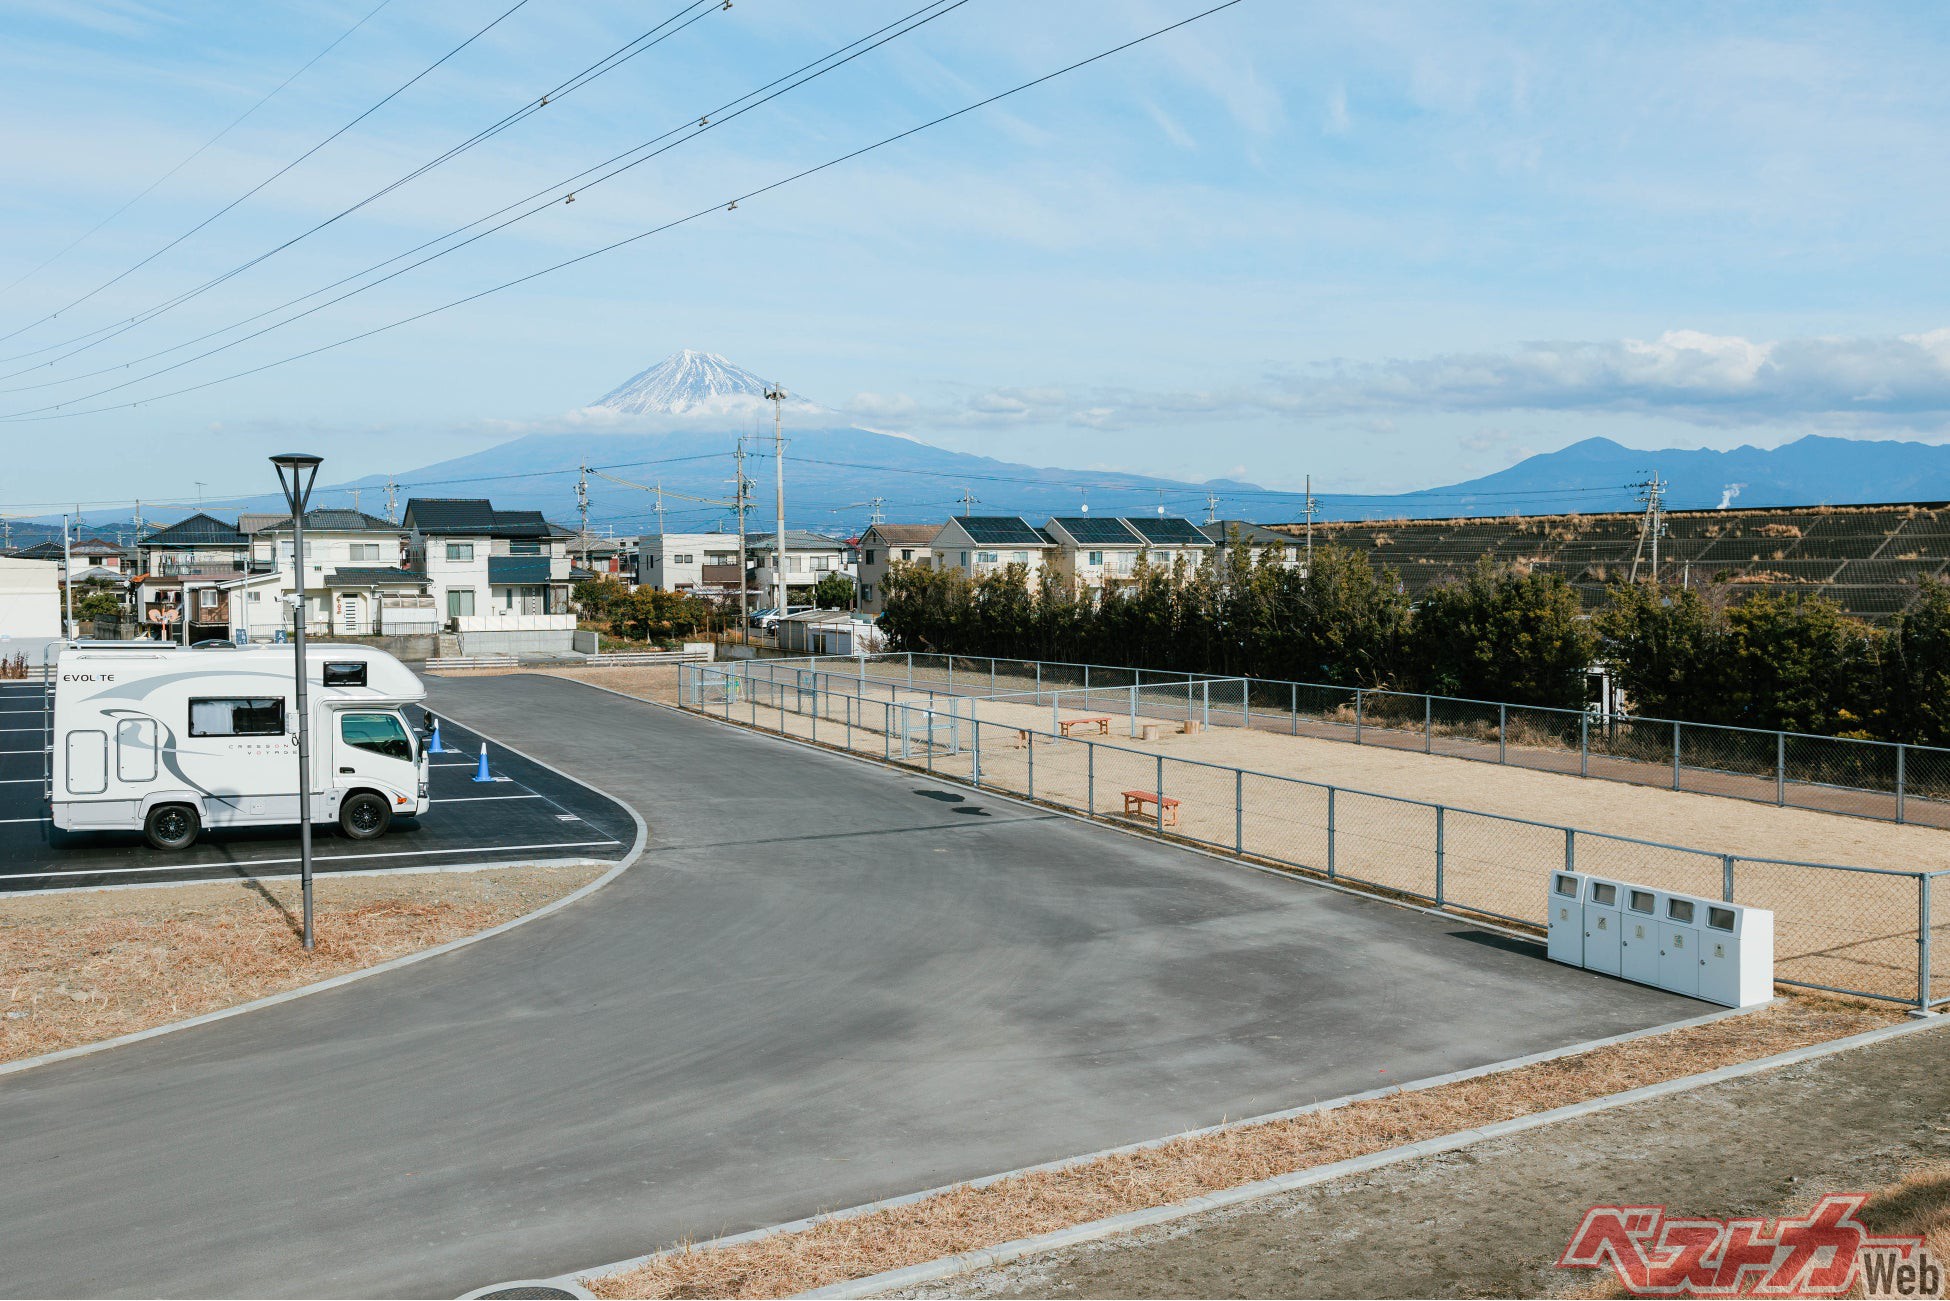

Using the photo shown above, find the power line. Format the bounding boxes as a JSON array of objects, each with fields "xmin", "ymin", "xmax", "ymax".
[
  {"xmin": 0, "ymin": 0, "xmax": 539, "ymax": 350},
  {"xmin": 0, "ymin": 0, "xmax": 730, "ymax": 378},
  {"xmin": 0, "ymin": 0, "xmax": 396, "ymax": 303},
  {"xmin": 0, "ymin": 0, "xmax": 970, "ymax": 406},
  {"xmin": 0, "ymin": 0, "xmax": 1244, "ymax": 424}
]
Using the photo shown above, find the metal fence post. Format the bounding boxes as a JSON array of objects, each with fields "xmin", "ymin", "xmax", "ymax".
[
  {"xmin": 1498, "ymin": 703, "xmax": 1507, "ymax": 764},
  {"xmin": 991, "ymin": 661, "xmax": 996, "ymax": 695},
  {"xmin": 1087, "ymin": 742, "xmax": 1095, "ymax": 817},
  {"xmin": 884, "ymin": 702, "xmax": 891, "ymax": 761},
  {"xmin": 1355, "ymin": 689, "xmax": 1364, "ymax": 743},
  {"xmin": 1156, "ymin": 754, "xmax": 1165, "ymax": 832},
  {"xmin": 947, "ymin": 658, "xmax": 954, "ymax": 696},
  {"xmin": 1326, "ymin": 786, "xmax": 1336, "ymax": 879},
  {"xmin": 1672, "ymin": 720, "xmax": 1682, "ymax": 790},
  {"xmin": 1898, "ymin": 744, "xmax": 1908, "ymax": 824},
  {"xmin": 1243, "ymin": 682, "xmax": 1251, "ymax": 730},
  {"xmin": 1129, "ymin": 684, "xmax": 1139, "ymax": 737},
  {"xmin": 1722, "ymin": 854, "xmax": 1734, "ymax": 903},
  {"xmin": 972, "ymin": 715, "xmax": 982, "ymax": 787},
  {"xmin": 907, "ymin": 651, "xmax": 914, "ymax": 688},
  {"xmin": 1564, "ymin": 826, "xmax": 1574, "ymax": 873},
  {"xmin": 1776, "ymin": 733, "xmax": 1786, "ymax": 806},
  {"xmin": 1580, "ymin": 713, "xmax": 1589, "ymax": 777},
  {"xmin": 1235, "ymin": 768, "xmax": 1244, "ymax": 854},
  {"xmin": 810, "ymin": 690, "xmax": 818, "ymax": 743},
  {"xmin": 1425, "ymin": 694, "xmax": 1433, "ymax": 754},
  {"xmin": 1027, "ymin": 730, "xmax": 1034, "ymax": 799},
  {"xmin": 1035, "ymin": 662, "xmax": 1042, "ymax": 698},
  {"xmin": 1919, "ymin": 872, "xmax": 1933, "ymax": 1014},
  {"xmin": 1434, "ymin": 805, "xmax": 1445, "ymax": 905},
  {"xmin": 845, "ymin": 693, "xmax": 852, "ymax": 750},
  {"xmin": 1202, "ymin": 680, "xmax": 1210, "ymax": 727},
  {"xmin": 1291, "ymin": 682, "xmax": 1298, "ymax": 735}
]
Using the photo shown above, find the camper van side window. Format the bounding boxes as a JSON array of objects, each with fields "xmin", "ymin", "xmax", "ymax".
[
  {"xmin": 341, "ymin": 712, "xmax": 412, "ymax": 761},
  {"xmin": 323, "ymin": 661, "xmax": 368, "ymax": 687},
  {"xmin": 189, "ymin": 697, "xmax": 285, "ymax": 737}
]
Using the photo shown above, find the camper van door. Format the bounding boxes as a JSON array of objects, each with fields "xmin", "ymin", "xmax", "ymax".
[{"xmin": 332, "ymin": 708, "xmax": 420, "ymax": 809}]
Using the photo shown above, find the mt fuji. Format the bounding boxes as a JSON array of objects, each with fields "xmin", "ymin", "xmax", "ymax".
[{"xmin": 591, "ymin": 350, "xmax": 806, "ymax": 417}]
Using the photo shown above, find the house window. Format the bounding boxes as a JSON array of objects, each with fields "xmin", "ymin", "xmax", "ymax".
[
  {"xmin": 863, "ymin": 549, "xmax": 877, "ymax": 565},
  {"xmin": 674, "ymin": 554, "xmax": 694, "ymax": 565},
  {"xmin": 198, "ymin": 589, "xmax": 218, "ymax": 610},
  {"xmin": 900, "ymin": 549, "xmax": 913, "ymax": 561},
  {"xmin": 349, "ymin": 543, "xmax": 382, "ymax": 562},
  {"xmin": 861, "ymin": 584, "xmax": 874, "ymax": 603},
  {"xmin": 810, "ymin": 556, "xmax": 830, "ymax": 572},
  {"xmin": 977, "ymin": 551, "xmax": 998, "ymax": 564},
  {"xmin": 445, "ymin": 543, "xmax": 474, "ymax": 562},
  {"xmin": 447, "ymin": 588, "xmax": 476, "ymax": 618},
  {"xmin": 509, "ymin": 541, "xmax": 541, "ymax": 555},
  {"xmin": 1012, "ymin": 551, "xmax": 1028, "ymax": 564},
  {"xmin": 961, "ymin": 552, "xmax": 969, "ymax": 565},
  {"xmin": 1088, "ymin": 551, "xmax": 1103, "ymax": 566},
  {"xmin": 189, "ymin": 697, "xmax": 285, "ymax": 737},
  {"xmin": 788, "ymin": 556, "xmax": 802, "ymax": 574}
]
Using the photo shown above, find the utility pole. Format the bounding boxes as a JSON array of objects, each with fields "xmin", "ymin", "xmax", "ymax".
[
  {"xmin": 734, "ymin": 438, "xmax": 752, "ymax": 629},
  {"xmin": 765, "ymin": 384, "xmax": 787, "ymax": 613},
  {"xmin": 653, "ymin": 481, "xmax": 667, "ymax": 539},
  {"xmin": 1303, "ymin": 474, "xmax": 1318, "ymax": 575},
  {"xmin": 868, "ymin": 496, "xmax": 885, "ymax": 527},
  {"xmin": 348, "ymin": 487, "xmax": 361, "ymax": 514},
  {"xmin": 959, "ymin": 488, "xmax": 979, "ymax": 517},
  {"xmin": 384, "ymin": 477, "xmax": 399, "ymax": 525},
  {"xmin": 1630, "ymin": 473, "xmax": 1667, "ymax": 583},
  {"xmin": 1204, "ymin": 493, "xmax": 1220, "ymax": 525},
  {"xmin": 133, "ymin": 499, "xmax": 144, "ymax": 541},
  {"xmin": 62, "ymin": 511, "xmax": 73, "ymax": 637}
]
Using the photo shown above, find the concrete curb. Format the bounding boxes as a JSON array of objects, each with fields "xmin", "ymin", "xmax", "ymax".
[
  {"xmin": 571, "ymin": 1000, "xmax": 1764, "ymax": 1288},
  {"xmin": 0, "ymin": 709, "xmax": 649, "ymax": 1082},
  {"xmin": 798, "ymin": 1014, "xmax": 1949, "ymax": 1299}
]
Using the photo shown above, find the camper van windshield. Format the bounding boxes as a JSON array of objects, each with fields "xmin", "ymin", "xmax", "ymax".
[{"xmin": 189, "ymin": 697, "xmax": 285, "ymax": 737}]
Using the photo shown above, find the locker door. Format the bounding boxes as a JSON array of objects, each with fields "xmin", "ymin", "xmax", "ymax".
[
  {"xmin": 1621, "ymin": 888, "xmax": 1661, "ymax": 987},
  {"xmin": 1583, "ymin": 880, "xmax": 1622, "ymax": 976}
]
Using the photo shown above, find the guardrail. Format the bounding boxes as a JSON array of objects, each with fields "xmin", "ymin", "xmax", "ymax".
[
  {"xmin": 424, "ymin": 655, "xmax": 519, "ymax": 670},
  {"xmin": 680, "ymin": 659, "xmax": 1949, "ymax": 1013},
  {"xmin": 580, "ymin": 650, "xmax": 711, "ymax": 666},
  {"xmin": 729, "ymin": 652, "xmax": 1950, "ymax": 831}
]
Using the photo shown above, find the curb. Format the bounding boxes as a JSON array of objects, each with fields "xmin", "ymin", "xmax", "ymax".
[
  {"xmin": 572, "ymin": 1001, "xmax": 1765, "ymax": 1289},
  {"xmin": 0, "ymin": 706, "xmax": 649, "ymax": 1082},
  {"xmin": 798, "ymin": 1014, "xmax": 1949, "ymax": 1298}
]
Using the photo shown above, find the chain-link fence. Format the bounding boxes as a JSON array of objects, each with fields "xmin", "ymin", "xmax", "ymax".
[
  {"xmin": 683, "ymin": 660, "xmax": 1943, "ymax": 1011},
  {"xmin": 725, "ymin": 652, "xmax": 1950, "ymax": 829}
]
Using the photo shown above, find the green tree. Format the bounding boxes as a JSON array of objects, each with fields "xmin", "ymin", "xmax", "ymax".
[
  {"xmin": 1884, "ymin": 579, "xmax": 1950, "ymax": 745},
  {"xmin": 1594, "ymin": 581, "xmax": 1730, "ymax": 721},
  {"xmin": 572, "ymin": 576, "xmax": 632, "ymax": 625},
  {"xmin": 1409, "ymin": 559, "xmax": 1594, "ymax": 707},
  {"xmin": 1720, "ymin": 591, "xmax": 1881, "ymax": 735},
  {"xmin": 810, "ymin": 571, "xmax": 856, "ymax": 610},
  {"xmin": 72, "ymin": 587, "xmax": 123, "ymax": 621}
]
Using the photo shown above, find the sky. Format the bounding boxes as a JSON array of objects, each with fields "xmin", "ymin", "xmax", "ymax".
[{"xmin": 1, "ymin": 0, "xmax": 1948, "ymax": 519}]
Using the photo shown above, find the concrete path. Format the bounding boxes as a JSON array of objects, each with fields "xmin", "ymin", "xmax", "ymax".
[{"xmin": 1, "ymin": 674, "xmax": 1699, "ymax": 1299}]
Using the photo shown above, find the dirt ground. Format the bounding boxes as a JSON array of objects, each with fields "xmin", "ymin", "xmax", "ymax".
[
  {"xmin": 897, "ymin": 1021, "xmax": 1950, "ymax": 1300},
  {"xmin": 532, "ymin": 663, "xmax": 684, "ymax": 706},
  {"xmin": 0, "ymin": 864, "xmax": 602, "ymax": 1063}
]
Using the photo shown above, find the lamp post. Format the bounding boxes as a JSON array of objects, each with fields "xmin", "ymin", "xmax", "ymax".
[{"xmin": 272, "ymin": 453, "xmax": 322, "ymax": 950}]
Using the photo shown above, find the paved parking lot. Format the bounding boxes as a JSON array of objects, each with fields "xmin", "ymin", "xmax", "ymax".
[{"xmin": 0, "ymin": 679, "xmax": 632, "ymax": 892}]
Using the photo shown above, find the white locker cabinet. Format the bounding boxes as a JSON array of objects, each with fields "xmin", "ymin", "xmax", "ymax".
[
  {"xmin": 1583, "ymin": 879, "xmax": 1623, "ymax": 975},
  {"xmin": 1658, "ymin": 898, "xmax": 1701, "ymax": 998},
  {"xmin": 1698, "ymin": 901, "xmax": 1775, "ymax": 1008},
  {"xmin": 1620, "ymin": 887, "xmax": 1661, "ymax": 988},
  {"xmin": 1547, "ymin": 872, "xmax": 1585, "ymax": 965}
]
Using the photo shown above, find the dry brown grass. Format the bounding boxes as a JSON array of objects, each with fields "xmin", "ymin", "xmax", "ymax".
[
  {"xmin": 533, "ymin": 663, "xmax": 685, "ymax": 706},
  {"xmin": 587, "ymin": 995, "xmax": 1898, "ymax": 1301},
  {"xmin": 0, "ymin": 865, "xmax": 601, "ymax": 1063}
]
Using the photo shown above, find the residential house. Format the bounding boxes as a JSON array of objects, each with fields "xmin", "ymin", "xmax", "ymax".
[
  {"xmin": 855, "ymin": 523, "xmax": 940, "ymax": 615},
  {"xmin": 223, "ymin": 509, "xmax": 433, "ymax": 640},
  {"xmin": 747, "ymin": 530, "xmax": 856, "ymax": 603},
  {"xmin": 570, "ymin": 534, "xmax": 637, "ymax": 585},
  {"xmin": 401, "ymin": 498, "xmax": 575, "ymax": 628},
  {"xmin": 1042, "ymin": 515, "xmax": 1214, "ymax": 593},
  {"xmin": 132, "ymin": 512, "xmax": 259, "ymax": 641},
  {"xmin": 929, "ymin": 517, "xmax": 1055, "ymax": 586},
  {"xmin": 1200, "ymin": 520, "xmax": 1303, "ymax": 569},
  {"xmin": 638, "ymin": 533, "xmax": 744, "ymax": 595},
  {"xmin": 10, "ymin": 537, "xmax": 134, "ymax": 583}
]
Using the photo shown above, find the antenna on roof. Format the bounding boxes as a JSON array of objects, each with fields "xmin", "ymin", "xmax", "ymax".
[{"xmin": 1079, "ymin": 487, "xmax": 1088, "ymax": 515}]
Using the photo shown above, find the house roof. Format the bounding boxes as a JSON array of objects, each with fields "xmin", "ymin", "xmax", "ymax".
[
  {"xmin": 255, "ymin": 509, "xmax": 399, "ymax": 533},
  {"xmin": 402, "ymin": 498, "xmax": 562, "ymax": 538},
  {"xmin": 1201, "ymin": 519, "xmax": 1291, "ymax": 547},
  {"xmin": 1125, "ymin": 515, "xmax": 1211, "ymax": 546},
  {"xmin": 953, "ymin": 516, "xmax": 1048, "ymax": 547},
  {"xmin": 236, "ymin": 512, "xmax": 285, "ymax": 534},
  {"xmin": 487, "ymin": 555, "xmax": 552, "ymax": 584},
  {"xmin": 139, "ymin": 512, "xmax": 249, "ymax": 548},
  {"xmin": 328, "ymin": 567, "xmax": 428, "ymax": 587},
  {"xmin": 1049, "ymin": 515, "xmax": 1139, "ymax": 545},
  {"xmin": 865, "ymin": 524, "xmax": 942, "ymax": 546},
  {"xmin": 9, "ymin": 541, "xmax": 68, "ymax": 560},
  {"xmin": 746, "ymin": 530, "xmax": 851, "ymax": 552}
]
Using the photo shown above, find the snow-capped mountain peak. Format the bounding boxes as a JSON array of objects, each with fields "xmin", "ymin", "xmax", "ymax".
[{"xmin": 592, "ymin": 350, "xmax": 803, "ymax": 416}]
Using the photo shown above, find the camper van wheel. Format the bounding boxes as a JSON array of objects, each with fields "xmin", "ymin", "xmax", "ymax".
[
  {"xmin": 143, "ymin": 804, "xmax": 200, "ymax": 851},
  {"xmin": 339, "ymin": 792, "xmax": 392, "ymax": 841}
]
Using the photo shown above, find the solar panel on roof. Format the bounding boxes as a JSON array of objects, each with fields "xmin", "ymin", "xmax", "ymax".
[
  {"xmin": 1052, "ymin": 516, "xmax": 1139, "ymax": 544},
  {"xmin": 1124, "ymin": 516, "xmax": 1210, "ymax": 545},
  {"xmin": 958, "ymin": 516, "xmax": 1047, "ymax": 546}
]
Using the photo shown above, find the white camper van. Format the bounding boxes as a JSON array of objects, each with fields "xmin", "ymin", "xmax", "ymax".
[{"xmin": 49, "ymin": 643, "xmax": 431, "ymax": 850}]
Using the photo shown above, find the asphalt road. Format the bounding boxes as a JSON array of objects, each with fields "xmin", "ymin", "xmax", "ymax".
[
  {"xmin": 0, "ymin": 679, "xmax": 629, "ymax": 891},
  {"xmin": 0, "ymin": 673, "xmax": 1702, "ymax": 1299}
]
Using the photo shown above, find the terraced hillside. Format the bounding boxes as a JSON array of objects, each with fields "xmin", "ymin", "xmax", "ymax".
[{"xmin": 1275, "ymin": 502, "xmax": 1950, "ymax": 621}]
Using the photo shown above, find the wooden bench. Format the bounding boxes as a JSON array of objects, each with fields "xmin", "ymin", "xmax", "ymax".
[
  {"xmin": 1057, "ymin": 715, "xmax": 1111, "ymax": 737},
  {"xmin": 1121, "ymin": 789, "xmax": 1181, "ymax": 827}
]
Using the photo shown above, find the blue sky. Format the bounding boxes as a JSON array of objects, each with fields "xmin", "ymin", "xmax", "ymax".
[{"xmin": 2, "ymin": 0, "xmax": 1947, "ymax": 515}]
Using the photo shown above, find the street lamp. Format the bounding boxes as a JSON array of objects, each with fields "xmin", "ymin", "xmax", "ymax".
[{"xmin": 271, "ymin": 453, "xmax": 322, "ymax": 950}]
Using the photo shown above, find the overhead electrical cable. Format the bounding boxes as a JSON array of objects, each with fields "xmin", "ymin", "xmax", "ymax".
[
  {"xmin": 0, "ymin": 0, "xmax": 396, "ymax": 303},
  {"xmin": 0, "ymin": 0, "xmax": 971, "ymax": 399},
  {"xmin": 0, "ymin": 0, "xmax": 1247, "ymax": 424},
  {"xmin": 0, "ymin": 0, "xmax": 538, "ymax": 350},
  {"xmin": 0, "ymin": 0, "xmax": 729, "ymax": 376}
]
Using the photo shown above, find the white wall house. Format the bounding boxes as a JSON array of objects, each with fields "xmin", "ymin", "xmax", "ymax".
[
  {"xmin": 638, "ymin": 532, "xmax": 745, "ymax": 595},
  {"xmin": 0, "ymin": 555, "xmax": 61, "ymax": 641},
  {"xmin": 1200, "ymin": 519, "xmax": 1304, "ymax": 569},
  {"xmin": 1042, "ymin": 516, "xmax": 1213, "ymax": 592},
  {"xmin": 855, "ymin": 524, "xmax": 939, "ymax": 615},
  {"xmin": 223, "ymin": 509, "xmax": 432, "ymax": 640},
  {"xmin": 929, "ymin": 517, "xmax": 1055, "ymax": 585},
  {"xmin": 402, "ymin": 498, "xmax": 574, "ymax": 627},
  {"xmin": 747, "ymin": 530, "xmax": 856, "ymax": 603}
]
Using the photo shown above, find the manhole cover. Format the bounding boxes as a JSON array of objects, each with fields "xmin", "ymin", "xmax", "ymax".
[{"xmin": 459, "ymin": 1281, "xmax": 592, "ymax": 1300}]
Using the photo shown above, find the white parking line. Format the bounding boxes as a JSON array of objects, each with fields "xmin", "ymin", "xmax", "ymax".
[
  {"xmin": 0, "ymin": 816, "xmax": 47, "ymax": 824},
  {"xmin": 433, "ymin": 795, "xmax": 543, "ymax": 803},
  {"xmin": 0, "ymin": 839, "xmax": 624, "ymax": 882},
  {"xmin": 0, "ymin": 777, "xmax": 41, "ymax": 784}
]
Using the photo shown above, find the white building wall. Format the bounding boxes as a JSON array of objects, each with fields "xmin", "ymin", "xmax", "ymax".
[{"xmin": 0, "ymin": 557, "xmax": 61, "ymax": 638}]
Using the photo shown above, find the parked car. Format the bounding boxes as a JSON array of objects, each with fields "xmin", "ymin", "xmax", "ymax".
[{"xmin": 754, "ymin": 604, "xmax": 812, "ymax": 631}]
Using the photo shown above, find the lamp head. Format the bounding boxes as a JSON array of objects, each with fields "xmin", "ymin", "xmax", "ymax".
[{"xmin": 269, "ymin": 452, "xmax": 323, "ymax": 514}]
